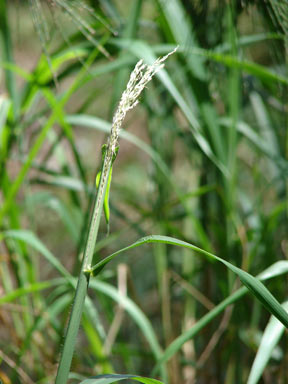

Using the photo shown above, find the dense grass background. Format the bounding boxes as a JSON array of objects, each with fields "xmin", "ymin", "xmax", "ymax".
[{"xmin": 0, "ymin": 0, "xmax": 288, "ymax": 383}]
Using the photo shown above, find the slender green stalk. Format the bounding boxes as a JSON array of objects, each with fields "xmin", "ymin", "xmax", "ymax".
[{"xmin": 55, "ymin": 49, "xmax": 177, "ymax": 384}]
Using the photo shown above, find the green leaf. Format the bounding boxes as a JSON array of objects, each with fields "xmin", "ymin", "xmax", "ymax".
[
  {"xmin": 26, "ymin": 191, "xmax": 82, "ymax": 244},
  {"xmin": 0, "ymin": 95, "xmax": 10, "ymax": 157},
  {"xmin": 67, "ymin": 114, "xmax": 172, "ymax": 181},
  {"xmin": 79, "ymin": 374, "xmax": 163, "ymax": 384},
  {"xmin": 0, "ymin": 279, "xmax": 62, "ymax": 305},
  {"xmin": 2, "ymin": 230, "xmax": 71, "ymax": 280},
  {"xmin": 156, "ymin": 0, "xmax": 205, "ymax": 79},
  {"xmin": 247, "ymin": 301, "xmax": 288, "ymax": 384},
  {"xmin": 214, "ymin": 32, "xmax": 284, "ymax": 52},
  {"xmin": 154, "ymin": 260, "xmax": 288, "ymax": 372},
  {"xmin": 0, "ymin": 95, "xmax": 10, "ymax": 131},
  {"xmin": 151, "ymin": 44, "xmax": 288, "ymax": 86},
  {"xmin": 35, "ymin": 47, "xmax": 88, "ymax": 84},
  {"xmin": 89, "ymin": 280, "xmax": 164, "ymax": 368},
  {"xmin": 95, "ymin": 144, "xmax": 119, "ymax": 229},
  {"xmin": 90, "ymin": 235, "xmax": 288, "ymax": 329}
]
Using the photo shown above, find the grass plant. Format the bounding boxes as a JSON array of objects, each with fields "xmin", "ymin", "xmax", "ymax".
[
  {"xmin": 55, "ymin": 49, "xmax": 177, "ymax": 384},
  {"xmin": 0, "ymin": 1, "xmax": 288, "ymax": 383}
]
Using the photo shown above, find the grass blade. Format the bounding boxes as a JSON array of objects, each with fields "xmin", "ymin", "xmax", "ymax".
[
  {"xmin": 247, "ymin": 301, "xmax": 288, "ymax": 384},
  {"xmin": 79, "ymin": 374, "xmax": 163, "ymax": 384},
  {"xmin": 152, "ymin": 44, "xmax": 288, "ymax": 86},
  {"xmin": 89, "ymin": 280, "xmax": 164, "ymax": 366},
  {"xmin": 90, "ymin": 235, "xmax": 288, "ymax": 328}
]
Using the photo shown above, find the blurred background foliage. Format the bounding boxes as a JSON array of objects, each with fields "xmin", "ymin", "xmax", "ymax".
[{"xmin": 0, "ymin": 0, "xmax": 287, "ymax": 383}]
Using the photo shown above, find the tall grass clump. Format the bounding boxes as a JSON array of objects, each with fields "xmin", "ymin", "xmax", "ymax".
[{"xmin": 0, "ymin": 1, "xmax": 288, "ymax": 383}]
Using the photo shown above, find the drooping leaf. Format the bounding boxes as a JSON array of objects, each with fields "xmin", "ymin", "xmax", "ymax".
[
  {"xmin": 79, "ymin": 374, "xmax": 163, "ymax": 384},
  {"xmin": 90, "ymin": 235, "xmax": 288, "ymax": 329}
]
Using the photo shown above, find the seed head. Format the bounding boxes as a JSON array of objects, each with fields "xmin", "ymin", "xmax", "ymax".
[
  {"xmin": 109, "ymin": 47, "xmax": 178, "ymax": 154},
  {"xmin": 93, "ymin": 47, "xmax": 178, "ymax": 229}
]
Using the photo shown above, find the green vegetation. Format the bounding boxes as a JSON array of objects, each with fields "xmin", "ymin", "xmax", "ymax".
[{"xmin": 0, "ymin": 1, "xmax": 287, "ymax": 383}]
